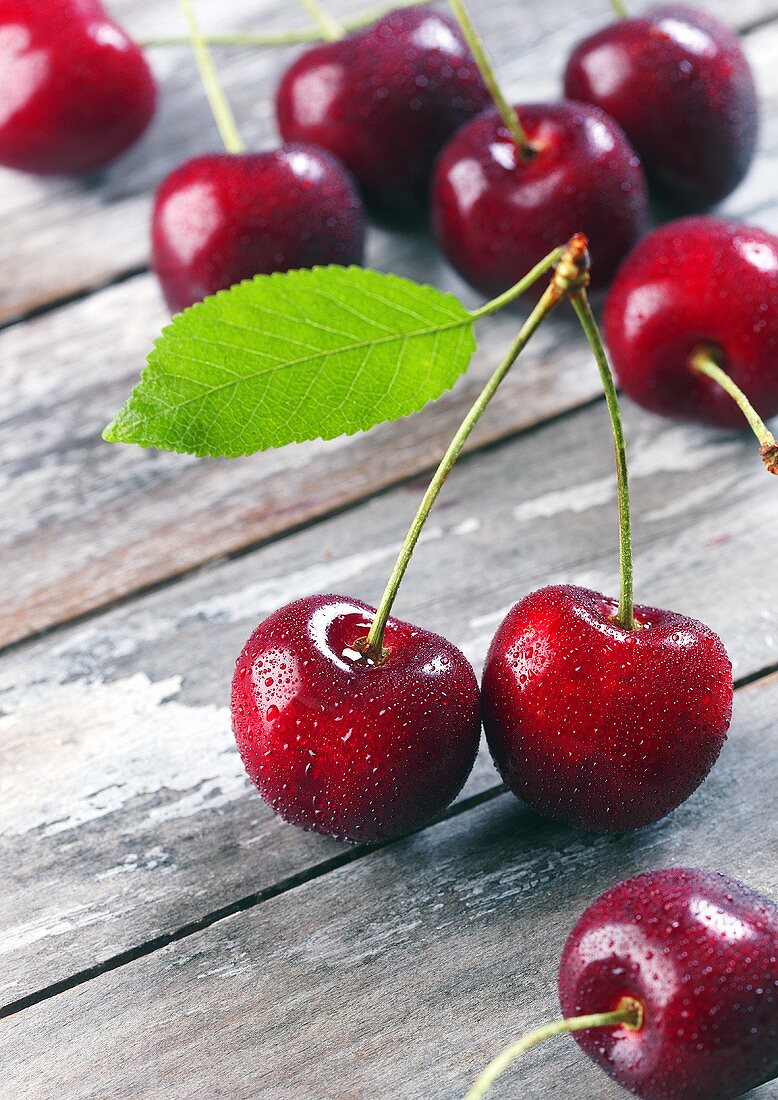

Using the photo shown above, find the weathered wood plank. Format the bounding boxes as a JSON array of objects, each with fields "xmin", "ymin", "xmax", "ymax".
[
  {"xmin": 0, "ymin": 0, "xmax": 775, "ymax": 325},
  {"xmin": 3, "ymin": 668, "xmax": 777, "ymax": 1098},
  {"xmin": 4, "ymin": 16, "xmax": 778, "ymax": 650},
  {"xmin": 3, "ymin": 396, "xmax": 778, "ymax": 1004}
]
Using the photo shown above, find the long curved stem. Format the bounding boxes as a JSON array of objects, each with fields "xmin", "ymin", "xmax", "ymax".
[
  {"xmin": 470, "ymin": 247, "xmax": 564, "ymax": 320},
  {"xmin": 465, "ymin": 997, "xmax": 643, "ymax": 1100},
  {"xmin": 178, "ymin": 0, "xmax": 245, "ymax": 153},
  {"xmin": 142, "ymin": 0, "xmax": 435, "ymax": 49},
  {"xmin": 447, "ymin": 0, "xmax": 532, "ymax": 155},
  {"xmin": 361, "ymin": 240, "xmax": 588, "ymax": 661},
  {"xmin": 569, "ymin": 291, "xmax": 635, "ymax": 629},
  {"xmin": 690, "ymin": 349, "xmax": 778, "ymax": 475},
  {"xmin": 296, "ymin": 0, "xmax": 344, "ymax": 39}
]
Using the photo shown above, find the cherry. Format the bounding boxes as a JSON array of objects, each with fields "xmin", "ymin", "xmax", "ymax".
[
  {"xmin": 0, "ymin": 0, "xmax": 156, "ymax": 176},
  {"xmin": 468, "ymin": 868, "xmax": 778, "ymax": 1099},
  {"xmin": 481, "ymin": 584, "xmax": 733, "ymax": 833},
  {"xmin": 431, "ymin": 101, "xmax": 648, "ymax": 296},
  {"xmin": 152, "ymin": 145, "xmax": 365, "ymax": 312},
  {"xmin": 563, "ymin": 4, "xmax": 759, "ymax": 211},
  {"xmin": 558, "ymin": 868, "xmax": 778, "ymax": 1099},
  {"xmin": 231, "ymin": 594, "xmax": 480, "ymax": 843},
  {"xmin": 604, "ymin": 216, "xmax": 778, "ymax": 436},
  {"xmin": 481, "ymin": 272, "xmax": 734, "ymax": 833},
  {"xmin": 275, "ymin": 7, "xmax": 490, "ymax": 220}
]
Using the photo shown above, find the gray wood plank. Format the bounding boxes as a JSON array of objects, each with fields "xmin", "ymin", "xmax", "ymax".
[
  {"xmin": 3, "ymin": 395, "xmax": 778, "ymax": 1005},
  {"xmin": 3, "ymin": 669, "xmax": 777, "ymax": 1099},
  {"xmin": 4, "ymin": 18, "xmax": 778, "ymax": 649},
  {"xmin": 0, "ymin": 0, "xmax": 775, "ymax": 325}
]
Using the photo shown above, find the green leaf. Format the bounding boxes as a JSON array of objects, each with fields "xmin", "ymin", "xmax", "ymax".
[{"xmin": 104, "ymin": 266, "xmax": 476, "ymax": 457}]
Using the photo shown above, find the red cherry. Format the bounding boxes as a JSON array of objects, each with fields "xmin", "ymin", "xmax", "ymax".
[
  {"xmin": 559, "ymin": 867, "xmax": 778, "ymax": 1099},
  {"xmin": 431, "ymin": 102, "xmax": 647, "ymax": 297},
  {"xmin": 231, "ymin": 594, "xmax": 481, "ymax": 843},
  {"xmin": 604, "ymin": 216, "xmax": 778, "ymax": 430},
  {"xmin": 564, "ymin": 4, "xmax": 758, "ymax": 211},
  {"xmin": 0, "ymin": 0, "xmax": 156, "ymax": 176},
  {"xmin": 275, "ymin": 7, "xmax": 490, "ymax": 220},
  {"xmin": 481, "ymin": 585, "xmax": 733, "ymax": 832},
  {"xmin": 151, "ymin": 144, "xmax": 365, "ymax": 313}
]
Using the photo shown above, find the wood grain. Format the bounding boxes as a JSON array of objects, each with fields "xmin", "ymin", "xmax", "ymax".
[
  {"xmin": 4, "ymin": 397, "xmax": 778, "ymax": 1004},
  {"xmin": 0, "ymin": 0, "xmax": 774, "ymax": 326},
  {"xmin": 3, "ymin": 18, "xmax": 778, "ymax": 650},
  {"xmin": 3, "ymin": 669, "xmax": 777, "ymax": 1098}
]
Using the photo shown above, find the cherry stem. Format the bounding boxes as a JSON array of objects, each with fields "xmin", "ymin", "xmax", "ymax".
[
  {"xmin": 690, "ymin": 348, "xmax": 778, "ymax": 475},
  {"xmin": 142, "ymin": 0, "xmax": 435, "ymax": 48},
  {"xmin": 177, "ymin": 0, "xmax": 245, "ymax": 154},
  {"xmin": 447, "ymin": 0, "xmax": 532, "ymax": 156},
  {"xmin": 296, "ymin": 0, "xmax": 344, "ymax": 40},
  {"xmin": 610, "ymin": 0, "xmax": 628, "ymax": 17},
  {"xmin": 362, "ymin": 238, "xmax": 589, "ymax": 662},
  {"xmin": 569, "ymin": 290, "xmax": 635, "ymax": 630},
  {"xmin": 465, "ymin": 997, "xmax": 643, "ymax": 1100}
]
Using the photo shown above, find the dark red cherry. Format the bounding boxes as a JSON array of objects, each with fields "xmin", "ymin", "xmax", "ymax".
[
  {"xmin": 481, "ymin": 585, "xmax": 732, "ymax": 832},
  {"xmin": 604, "ymin": 216, "xmax": 778, "ymax": 429},
  {"xmin": 559, "ymin": 867, "xmax": 778, "ymax": 1099},
  {"xmin": 275, "ymin": 7, "xmax": 490, "ymax": 221},
  {"xmin": 151, "ymin": 144, "xmax": 365, "ymax": 313},
  {"xmin": 564, "ymin": 4, "xmax": 758, "ymax": 211},
  {"xmin": 431, "ymin": 102, "xmax": 647, "ymax": 297},
  {"xmin": 230, "ymin": 594, "xmax": 481, "ymax": 843},
  {"xmin": 0, "ymin": 0, "xmax": 156, "ymax": 176}
]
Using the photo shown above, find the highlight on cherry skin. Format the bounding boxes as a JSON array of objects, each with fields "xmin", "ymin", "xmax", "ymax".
[
  {"xmin": 275, "ymin": 6, "xmax": 490, "ymax": 220},
  {"xmin": 481, "ymin": 585, "xmax": 733, "ymax": 833},
  {"xmin": 431, "ymin": 101, "xmax": 648, "ymax": 297},
  {"xmin": 604, "ymin": 216, "xmax": 778, "ymax": 440},
  {"xmin": 0, "ymin": 0, "xmax": 156, "ymax": 176},
  {"xmin": 468, "ymin": 867, "xmax": 778, "ymax": 1099},
  {"xmin": 563, "ymin": 4, "xmax": 759, "ymax": 211},
  {"xmin": 230, "ymin": 594, "xmax": 481, "ymax": 843},
  {"xmin": 152, "ymin": 144, "xmax": 366, "ymax": 312}
]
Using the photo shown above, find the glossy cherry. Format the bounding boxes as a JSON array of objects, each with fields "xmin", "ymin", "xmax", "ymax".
[
  {"xmin": 152, "ymin": 144, "xmax": 365, "ymax": 312},
  {"xmin": 0, "ymin": 0, "xmax": 156, "ymax": 176},
  {"xmin": 559, "ymin": 867, "xmax": 778, "ymax": 1099},
  {"xmin": 231, "ymin": 594, "xmax": 481, "ymax": 843},
  {"xmin": 481, "ymin": 585, "xmax": 733, "ymax": 832},
  {"xmin": 604, "ymin": 216, "xmax": 778, "ymax": 429},
  {"xmin": 431, "ymin": 102, "xmax": 647, "ymax": 296},
  {"xmin": 275, "ymin": 7, "xmax": 490, "ymax": 220},
  {"xmin": 564, "ymin": 4, "xmax": 758, "ymax": 211}
]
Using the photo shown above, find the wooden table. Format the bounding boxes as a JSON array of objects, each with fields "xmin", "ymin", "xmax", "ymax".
[{"xmin": 2, "ymin": 0, "xmax": 778, "ymax": 1095}]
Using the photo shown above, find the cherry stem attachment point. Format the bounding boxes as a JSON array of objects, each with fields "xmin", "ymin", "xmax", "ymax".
[
  {"xmin": 569, "ymin": 288, "xmax": 635, "ymax": 629},
  {"xmin": 142, "ymin": 0, "xmax": 435, "ymax": 48},
  {"xmin": 447, "ymin": 0, "xmax": 532, "ymax": 156},
  {"xmin": 690, "ymin": 348, "xmax": 778, "ymax": 475},
  {"xmin": 296, "ymin": 0, "xmax": 344, "ymax": 40},
  {"xmin": 611, "ymin": 0, "xmax": 629, "ymax": 17},
  {"xmin": 464, "ymin": 996, "xmax": 643, "ymax": 1100},
  {"xmin": 177, "ymin": 0, "xmax": 245, "ymax": 154},
  {"xmin": 361, "ymin": 240, "xmax": 586, "ymax": 663}
]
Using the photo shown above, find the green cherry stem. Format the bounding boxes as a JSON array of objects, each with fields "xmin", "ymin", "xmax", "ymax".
[
  {"xmin": 142, "ymin": 0, "xmax": 435, "ymax": 48},
  {"xmin": 464, "ymin": 997, "xmax": 643, "ymax": 1100},
  {"xmin": 610, "ymin": 0, "xmax": 629, "ymax": 17},
  {"xmin": 296, "ymin": 0, "xmax": 344, "ymax": 40},
  {"xmin": 178, "ymin": 0, "xmax": 245, "ymax": 153},
  {"xmin": 447, "ymin": 0, "xmax": 532, "ymax": 156},
  {"xmin": 569, "ymin": 288, "xmax": 635, "ymax": 629},
  {"xmin": 690, "ymin": 348, "xmax": 778, "ymax": 475},
  {"xmin": 361, "ymin": 239, "xmax": 589, "ymax": 662}
]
